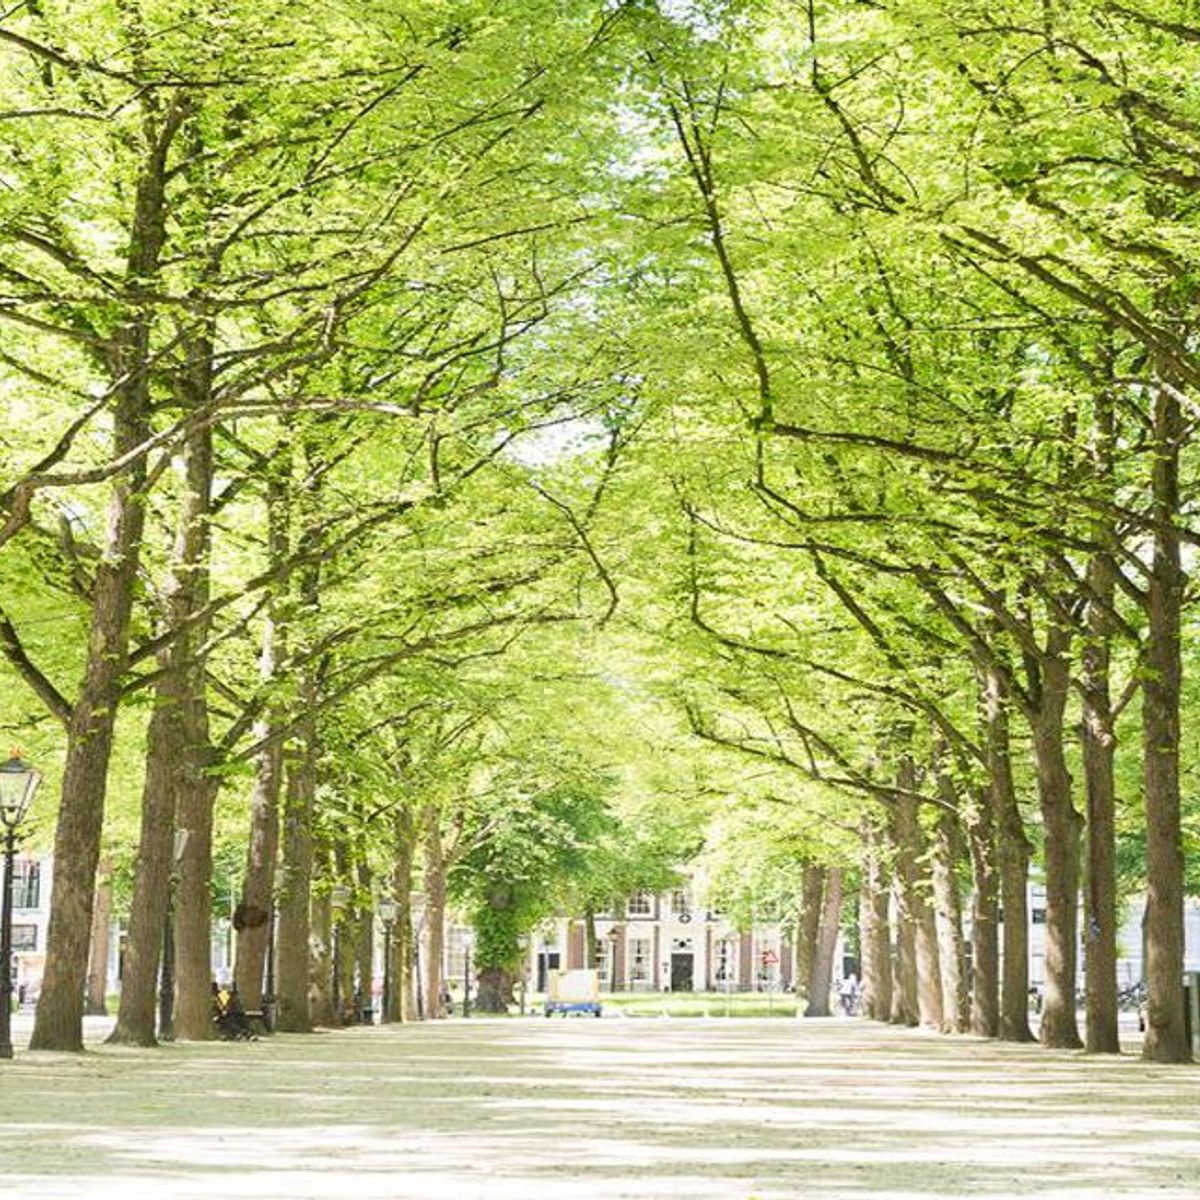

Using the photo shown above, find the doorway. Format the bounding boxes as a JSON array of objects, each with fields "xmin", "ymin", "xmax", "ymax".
[{"xmin": 670, "ymin": 952, "xmax": 694, "ymax": 992}]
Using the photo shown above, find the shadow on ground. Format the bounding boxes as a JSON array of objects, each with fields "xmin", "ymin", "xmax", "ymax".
[{"xmin": 2, "ymin": 1018, "xmax": 1198, "ymax": 1199}]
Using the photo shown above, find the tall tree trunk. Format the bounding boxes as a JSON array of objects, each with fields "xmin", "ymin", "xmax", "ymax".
[
  {"xmin": 169, "ymin": 396, "xmax": 217, "ymax": 1042},
  {"xmin": 796, "ymin": 863, "xmax": 823, "ymax": 1007},
  {"xmin": 963, "ymin": 787, "xmax": 1000, "ymax": 1038},
  {"xmin": 309, "ymin": 883, "xmax": 334, "ymax": 1027},
  {"xmin": 356, "ymin": 860, "xmax": 374, "ymax": 1021},
  {"xmin": 859, "ymin": 821, "xmax": 892, "ymax": 1022},
  {"xmin": 981, "ymin": 660, "xmax": 1034, "ymax": 1042},
  {"xmin": 30, "ymin": 96, "xmax": 182, "ymax": 1053},
  {"xmin": 1030, "ymin": 660, "xmax": 1084, "ymax": 1050},
  {"xmin": 424, "ymin": 812, "xmax": 447, "ymax": 1019},
  {"xmin": 391, "ymin": 808, "xmax": 417, "ymax": 1021},
  {"xmin": 107, "ymin": 697, "xmax": 181, "ymax": 1046},
  {"xmin": 274, "ymin": 699, "xmax": 316, "ymax": 1032},
  {"xmin": 234, "ymin": 478, "xmax": 288, "ymax": 1015},
  {"xmin": 890, "ymin": 871, "xmax": 918, "ymax": 1026},
  {"xmin": 584, "ymin": 906, "xmax": 598, "ymax": 970},
  {"xmin": 1142, "ymin": 378, "xmax": 1189, "ymax": 1062},
  {"xmin": 805, "ymin": 867, "xmax": 842, "ymax": 1017},
  {"xmin": 931, "ymin": 801, "xmax": 968, "ymax": 1033},
  {"xmin": 85, "ymin": 859, "xmax": 113, "ymax": 1016},
  {"xmin": 891, "ymin": 769, "xmax": 943, "ymax": 1029},
  {"xmin": 1080, "ymin": 550, "xmax": 1120, "ymax": 1053}
]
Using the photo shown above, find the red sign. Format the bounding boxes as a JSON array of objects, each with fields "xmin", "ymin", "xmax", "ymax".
[{"xmin": 760, "ymin": 949, "xmax": 779, "ymax": 966}]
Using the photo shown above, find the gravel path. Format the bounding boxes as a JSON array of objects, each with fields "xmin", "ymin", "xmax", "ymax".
[{"xmin": 2, "ymin": 1016, "xmax": 1198, "ymax": 1198}]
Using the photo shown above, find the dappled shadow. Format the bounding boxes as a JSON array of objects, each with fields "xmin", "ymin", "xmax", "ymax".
[{"xmin": 3, "ymin": 1019, "xmax": 1200, "ymax": 1198}]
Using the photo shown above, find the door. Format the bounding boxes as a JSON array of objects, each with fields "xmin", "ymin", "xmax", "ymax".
[
  {"xmin": 538, "ymin": 952, "xmax": 560, "ymax": 993},
  {"xmin": 670, "ymin": 952, "xmax": 694, "ymax": 992}
]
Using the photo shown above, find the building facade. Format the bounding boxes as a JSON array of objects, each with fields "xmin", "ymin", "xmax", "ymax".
[{"xmin": 530, "ymin": 884, "xmax": 795, "ymax": 993}]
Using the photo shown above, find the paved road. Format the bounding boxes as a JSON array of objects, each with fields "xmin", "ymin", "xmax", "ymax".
[{"xmin": 2, "ymin": 1017, "xmax": 1197, "ymax": 1199}]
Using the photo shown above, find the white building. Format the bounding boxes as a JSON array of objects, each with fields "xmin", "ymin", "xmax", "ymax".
[{"xmin": 529, "ymin": 884, "xmax": 795, "ymax": 993}]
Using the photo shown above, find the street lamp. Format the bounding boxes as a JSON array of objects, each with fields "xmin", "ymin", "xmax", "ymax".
[
  {"xmin": 516, "ymin": 933, "xmax": 530, "ymax": 1016},
  {"xmin": 462, "ymin": 928, "xmax": 475, "ymax": 1019},
  {"xmin": 0, "ymin": 753, "xmax": 40, "ymax": 1060},
  {"xmin": 158, "ymin": 827, "xmax": 189, "ymax": 1042},
  {"xmin": 378, "ymin": 895, "xmax": 398, "ymax": 1024},
  {"xmin": 606, "ymin": 927, "xmax": 621, "ymax": 993},
  {"xmin": 330, "ymin": 883, "xmax": 350, "ymax": 1024}
]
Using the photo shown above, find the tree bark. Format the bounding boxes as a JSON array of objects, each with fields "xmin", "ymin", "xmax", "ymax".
[
  {"xmin": 274, "ymin": 698, "xmax": 316, "ymax": 1033},
  {"xmin": 85, "ymin": 859, "xmax": 113, "ymax": 1016},
  {"xmin": 931, "ymin": 801, "xmax": 968, "ymax": 1033},
  {"xmin": 476, "ymin": 967, "xmax": 514, "ymax": 1013},
  {"xmin": 891, "ymin": 768, "xmax": 943, "ymax": 1029},
  {"xmin": 424, "ymin": 811, "xmax": 448, "ymax": 1019},
  {"xmin": 859, "ymin": 821, "xmax": 892, "ymax": 1022},
  {"xmin": 391, "ymin": 807, "xmax": 417, "ymax": 1021},
  {"xmin": 981, "ymin": 660, "xmax": 1034, "ymax": 1042},
  {"xmin": 106, "ymin": 696, "xmax": 181, "ymax": 1046},
  {"xmin": 309, "ymin": 882, "xmax": 334, "ymax": 1027},
  {"xmin": 962, "ymin": 787, "xmax": 1000, "ymax": 1038},
  {"xmin": 1080, "ymin": 549, "xmax": 1120, "ymax": 1053},
  {"xmin": 1030, "ymin": 664, "xmax": 1084, "ymax": 1050},
  {"xmin": 796, "ymin": 863, "xmax": 823, "ymax": 1007},
  {"xmin": 805, "ymin": 867, "xmax": 842, "ymax": 1017},
  {"xmin": 233, "ymin": 479, "xmax": 288, "ymax": 1015},
  {"xmin": 1142, "ymin": 378, "xmax": 1189, "ymax": 1062}
]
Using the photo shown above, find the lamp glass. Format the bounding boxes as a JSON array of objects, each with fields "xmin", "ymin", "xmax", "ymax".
[
  {"xmin": 378, "ymin": 897, "xmax": 398, "ymax": 923},
  {"xmin": 0, "ymin": 755, "xmax": 40, "ymax": 830}
]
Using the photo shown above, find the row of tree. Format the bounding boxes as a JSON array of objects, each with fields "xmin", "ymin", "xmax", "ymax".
[{"xmin": 4, "ymin": 0, "xmax": 1200, "ymax": 1066}]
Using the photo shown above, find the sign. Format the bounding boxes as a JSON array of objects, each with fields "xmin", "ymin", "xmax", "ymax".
[{"xmin": 760, "ymin": 949, "xmax": 779, "ymax": 967}]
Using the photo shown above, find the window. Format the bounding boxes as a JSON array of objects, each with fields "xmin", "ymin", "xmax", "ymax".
[
  {"xmin": 12, "ymin": 924, "xmax": 37, "ymax": 951},
  {"xmin": 11, "ymin": 860, "xmax": 39, "ymax": 910},
  {"xmin": 714, "ymin": 939, "xmax": 734, "ymax": 986},
  {"xmin": 626, "ymin": 891, "xmax": 652, "ymax": 918},
  {"xmin": 628, "ymin": 938, "xmax": 650, "ymax": 986},
  {"xmin": 597, "ymin": 940, "xmax": 614, "ymax": 986},
  {"xmin": 670, "ymin": 889, "xmax": 691, "ymax": 919}
]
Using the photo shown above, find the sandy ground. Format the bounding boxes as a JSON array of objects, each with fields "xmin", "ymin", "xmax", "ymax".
[{"xmin": 1, "ymin": 1015, "xmax": 1198, "ymax": 1199}]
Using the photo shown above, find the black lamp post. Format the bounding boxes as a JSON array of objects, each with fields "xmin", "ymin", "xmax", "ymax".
[
  {"xmin": 607, "ymin": 926, "xmax": 621, "ymax": 993},
  {"xmin": 0, "ymin": 753, "xmax": 40, "ymax": 1060},
  {"xmin": 462, "ymin": 929, "xmax": 475, "ymax": 1019},
  {"xmin": 158, "ymin": 827, "xmax": 189, "ymax": 1042},
  {"xmin": 378, "ymin": 896, "xmax": 397, "ymax": 1023},
  {"xmin": 330, "ymin": 883, "xmax": 349, "ymax": 1024}
]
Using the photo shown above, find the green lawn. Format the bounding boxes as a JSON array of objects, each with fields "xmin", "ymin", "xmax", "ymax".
[{"xmin": 528, "ymin": 990, "xmax": 803, "ymax": 1018}]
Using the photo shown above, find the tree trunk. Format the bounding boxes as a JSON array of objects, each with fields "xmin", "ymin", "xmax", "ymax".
[
  {"xmin": 796, "ymin": 863, "xmax": 823, "ymax": 1007},
  {"xmin": 963, "ymin": 788, "xmax": 1000, "ymax": 1038},
  {"xmin": 85, "ymin": 859, "xmax": 113, "ymax": 1016},
  {"xmin": 391, "ymin": 808, "xmax": 417, "ymax": 1021},
  {"xmin": 274, "ymin": 701, "xmax": 316, "ymax": 1033},
  {"xmin": 356, "ymin": 860, "xmax": 374, "ymax": 1021},
  {"xmin": 1030, "ymin": 669, "xmax": 1084, "ymax": 1050},
  {"xmin": 30, "ymin": 97, "xmax": 180, "ymax": 1054},
  {"xmin": 1142, "ymin": 379, "xmax": 1189, "ymax": 1063},
  {"xmin": 584, "ymin": 906, "xmax": 598, "ymax": 970},
  {"xmin": 805, "ymin": 867, "xmax": 842, "ymax": 1017},
  {"xmin": 424, "ymin": 812, "xmax": 448, "ymax": 1019},
  {"xmin": 476, "ymin": 967, "xmax": 514, "ymax": 1013},
  {"xmin": 859, "ymin": 821, "xmax": 892, "ymax": 1022},
  {"xmin": 1080, "ymin": 551, "xmax": 1120, "ymax": 1053},
  {"xmin": 107, "ymin": 697, "xmax": 181, "ymax": 1046},
  {"xmin": 309, "ymin": 884, "xmax": 334, "ymax": 1027},
  {"xmin": 931, "ymin": 801, "xmax": 968, "ymax": 1033},
  {"xmin": 981, "ymin": 659, "xmax": 1034, "ymax": 1042},
  {"xmin": 891, "ymin": 772, "xmax": 943, "ymax": 1029},
  {"xmin": 234, "ymin": 483, "xmax": 288, "ymax": 1015},
  {"xmin": 234, "ymin": 725, "xmax": 283, "ymax": 1014}
]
